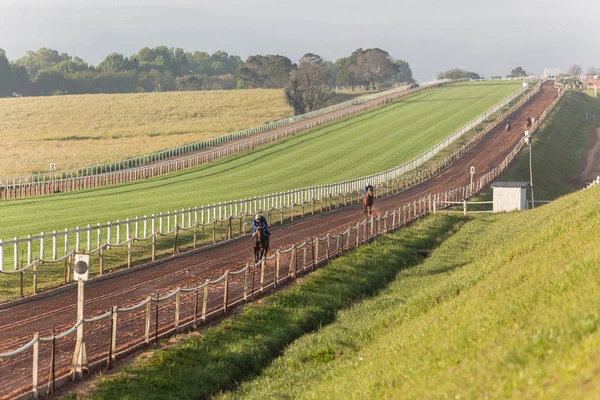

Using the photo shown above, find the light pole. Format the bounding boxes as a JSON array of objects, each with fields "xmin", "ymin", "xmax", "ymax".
[{"xmin": 524, "ymin": 130, "xmax": 535, "ymax": 208}]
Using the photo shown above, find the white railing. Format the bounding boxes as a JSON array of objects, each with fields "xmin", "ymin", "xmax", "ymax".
[
  {"xmin": 583, "ymin": 176, "xmax": 600, "ymax": 190},
  {"xmin": 0, "ymin": 83, "xmax": 534, "ymax": 273}
]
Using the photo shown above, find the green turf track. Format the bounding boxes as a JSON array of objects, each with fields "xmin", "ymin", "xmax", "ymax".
[{"xmin": 0, "ymin": 82, "xmax": 520, "ymax": 239}]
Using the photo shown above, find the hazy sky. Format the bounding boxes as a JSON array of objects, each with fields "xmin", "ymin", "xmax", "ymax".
[{"xmin": 0, "ymin": 0, "xmax": 597, "ymax": 80}]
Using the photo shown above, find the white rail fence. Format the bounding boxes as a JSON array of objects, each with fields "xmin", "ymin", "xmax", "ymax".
[
  {"xmin": 0, "ymin": 104, "xmax": 545, "ymax": 399},
  {"xmin": 0, "ymin": 79, "xmax": 460, "ymax": 197},
  {"xmin": 583, "ymin": 176, "xmax": 600, "ymax": 190},
  {"xmin": 0, "ymin": 84, "xmax": 533, "ymax": 278}
]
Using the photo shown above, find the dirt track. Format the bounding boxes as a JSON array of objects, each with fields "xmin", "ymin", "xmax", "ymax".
[{"xmin": 0, "ymin": 82, "xmax": 558, "ymax": 399}]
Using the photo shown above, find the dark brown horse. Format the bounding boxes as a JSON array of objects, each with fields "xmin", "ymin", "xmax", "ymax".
[
  {"xmin": 253, "ymin": 226, "xmax": 269, "ymax": 264},
  {"xmin": 363, "ymin": 188, "xmax": 374, "ymax": 216}
]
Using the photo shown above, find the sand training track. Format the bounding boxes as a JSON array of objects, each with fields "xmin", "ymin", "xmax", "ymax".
[{"xmin": 0, "ymin": 82, "xmax": 558, "ymax": 400}]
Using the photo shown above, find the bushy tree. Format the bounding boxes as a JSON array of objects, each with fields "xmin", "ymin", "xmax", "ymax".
[{"xmin": 507, "ymin": 66, "xmax": 528, "ymax": 78}]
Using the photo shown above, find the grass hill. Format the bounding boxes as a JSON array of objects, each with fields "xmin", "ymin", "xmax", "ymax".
[
  {"xmin": 0, "ymin": 89, "xmax": 291, "ymax": 177},
  {"xmin": 0, "ymin": 81, "xmax": 520, "ymax": 240},
  {"xmin": 84, "ymin": 183, "xmax": 600, "ymax": 399}
]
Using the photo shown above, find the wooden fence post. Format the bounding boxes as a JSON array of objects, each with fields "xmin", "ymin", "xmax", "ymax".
[
  {"xmin": 110, "ymin": 306, "xmax": 117, "ymax": 364},
  {"xmin": 32, "ymin": 333, "xmax": 39, "ymax": 399},
  {"xmin": 175, "ymin": 290, "xmax": 181, "ymax": 332},
  {"xmin": 223, "ymin": 272, "xmax": 229, "ymax": 313},
  {"xmin": 275, "ymin": 253, "xmax": 280, "ymax": 288},
  {"xmin": 244, "ymin": 263, "xmax": 249, "ymax": 300},
  {"xmin": 202, "ymin": 280, "xmax": 209, "ymax": 322},
  {"xmin": 33, "ymin": 260, "xmax": 38, "ymax": 295},
  {"xmin": 260, "ymin": 261, "xmax": 265, "ymax": 293},
  {"xmin": 99, "ymin": 245, "xmax": 104, "ymax": 276},
  {"xmin": 145, "ymin": 298, "xmax": 152, "ymax": 344},
  {"xmin": 152, "ymin": 234, "xmax": 156, "ymax": 261}
]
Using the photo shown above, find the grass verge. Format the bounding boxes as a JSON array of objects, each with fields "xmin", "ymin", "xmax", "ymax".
[
  {"xmin": 82, "ymin": 214, "xmax": 466, "ymax": 399},
  {"xmin": 217, "ymin": 184, "xmax": 600, "ymax": 399}
]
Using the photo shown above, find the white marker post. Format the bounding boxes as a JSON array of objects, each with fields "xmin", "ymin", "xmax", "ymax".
[
  {"xmin": 73, "ymin": 253, "xmax": 89, "ymax": 378},
  {"xmin": 470, "ymin": 166, "xmax": 475, "ymax": 186},
  {"xmin": 50, "ymin": 163, "xmax": 56, "ymax": 193}
]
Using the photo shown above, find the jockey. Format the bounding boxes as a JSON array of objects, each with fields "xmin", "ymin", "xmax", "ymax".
[
  {"xmin": 252, "ymin": 213, "xmax": 270, "ymax": 238},
  {"xmin": 364, "ymin": 184, "xmax": 374, "ymax": 196},
  {"xmin": 506, "ymin": 119, "xmax": 511, "ymax": 127}
]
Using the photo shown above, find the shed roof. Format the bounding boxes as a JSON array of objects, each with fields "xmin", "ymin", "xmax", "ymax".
[{"xmin": 491, "ymin": 181, "xmax": 529, "ymax": 188}]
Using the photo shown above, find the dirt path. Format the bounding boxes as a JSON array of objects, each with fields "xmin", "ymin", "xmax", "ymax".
[
  {"xmin": 0, "ymin": 82, "xmax": 558, "ymax": 400},
  {"xmin": 578, "ymin": 126, "xmax": 600, "ymax": 187}
]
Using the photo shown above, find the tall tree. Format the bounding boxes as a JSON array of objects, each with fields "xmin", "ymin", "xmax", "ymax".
[
  {"xmin": 507, "ymin": 66, "xmax": 528, "ymax": 78},
  {"xmin": 284, "ymin": 54, "xmax": 329, "ymax": 115},
  {"xmin": 568, "ymin": 64, "xmax": 583, "ymax": 76},
  {"xmin": 0, "ymin": 50, "xmax": 11, "ymax": 96},
  {"xmin": 352, "ymin": 48, "xmax": 395, "ymax": 90}
]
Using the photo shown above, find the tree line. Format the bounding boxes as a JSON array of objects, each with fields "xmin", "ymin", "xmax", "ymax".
[{"xmin": 0, "ymin": 46, "xmax": 414, "ymax": 107}]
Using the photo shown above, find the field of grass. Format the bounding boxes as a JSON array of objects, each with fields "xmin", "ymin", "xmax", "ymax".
[
  {"xmin": 0, "ymin": 89, "xmax": 292, "ymax": 176},
  {"xmin": 0, "ymin": 81, "xmax": 521, "ymax": 240},
  {"xmin": 84, "ymin": 184, "xmax": 600, "ymax": 399}
]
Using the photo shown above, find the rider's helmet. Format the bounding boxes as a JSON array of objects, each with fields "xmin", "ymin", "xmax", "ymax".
[{"xmin": 254, "ymin": 213, "xmax": 261, "ymax": 221}]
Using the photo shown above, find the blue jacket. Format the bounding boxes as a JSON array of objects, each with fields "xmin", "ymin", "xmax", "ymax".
[
  {"xmin": 252, "ymin": 215, "xmax": 270, "ymax": 237},
  {"xmin": 364, "ymin": 185, "xmax": 374, "ymax": 194}
]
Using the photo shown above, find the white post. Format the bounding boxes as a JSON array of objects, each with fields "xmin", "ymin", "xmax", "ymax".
[{"xmin": 75, "ymin": 279, "xmax": 86, "ymax": 377}]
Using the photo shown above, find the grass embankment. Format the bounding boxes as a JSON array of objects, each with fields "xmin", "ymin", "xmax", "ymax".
[
  {"xmin": 0, "ymin": 81, "xmax": 521, "ymax": 240},
  {"xmin": 216, "ymin": 185, "xmax": 600, "ymax": 399},
  {"xmin": 84, "ymin": 214, "xmax": 466, "ymax": 399},
  {"xmin": 0, "ymin": 89, "xmax": 292, "ymax": 176}
]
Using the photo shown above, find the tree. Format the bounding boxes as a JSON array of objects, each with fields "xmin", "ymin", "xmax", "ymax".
[
  {"xmin": 352, "ymin": 48, "xmax": 395, "ymax": 90},
  {"xmin": 507, "ymin": 66, "xmax": 528, "ymax": 78},
  {"xmin": 14, "ymin": 48, "xmax": 70, "ymax": 77},
  {"xmin": 568, "ymin": 64, "xmax": 583, "ymax": 76},
  {"xmin": 236, "ymin": 54, "xmax": 293, "ymax": 89},
  {"xmin": 284, "ymin": 53, "xmax": 330, "ymax": 115},
  {"xmin": 0, "ymin": 51, "xmax": 11, "ymax": 96},
  {"xmin": 175, "ymin": 75, "xmax": 203, "ymax": 91},
  {"xmin": 393, "ymin": 59, "xmax": 414, "ymax": 83},
  {"xmin": 436, "ymin": 69, "xmax": 481, "ymax": 80}
]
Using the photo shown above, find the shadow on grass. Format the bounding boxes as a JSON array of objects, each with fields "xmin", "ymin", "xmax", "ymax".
[{"xmin": 89, "ymin": 214, "xmax": 466, "ymax": 400}]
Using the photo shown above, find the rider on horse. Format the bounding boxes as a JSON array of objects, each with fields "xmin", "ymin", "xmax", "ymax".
[
  {"xmin": 364, "ymin": 184, "xmax": 374, "ymax": 196},
  {"xmin": 506, "ymin": 119, "xmax": 511, "ymax": 131},
  {"xmin": 252, "ymin": 213, "xmax": 270, "ymax": 239}
]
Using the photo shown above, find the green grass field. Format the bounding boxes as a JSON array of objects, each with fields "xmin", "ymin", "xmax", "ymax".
[
  {"xmin": 0, "ymin": 81, "xmax": 520, "ymax": 240},
  {"xmin": 84, "ymin": 183, "xmax": 600, "ymax": 399}
]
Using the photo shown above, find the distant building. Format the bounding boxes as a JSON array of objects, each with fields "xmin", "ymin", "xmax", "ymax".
[
  {"xmin": 491, "ymin": 181, "xmax": 529, "ymax": 212},
  {"xmin": 543, "ymin": 68, "xmax": 560, "ymax": 79}
]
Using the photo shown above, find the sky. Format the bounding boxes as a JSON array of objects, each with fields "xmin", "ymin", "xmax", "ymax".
[{"xmin": 0, "ymin": 0, "xmax": 598, "ymax": 81}]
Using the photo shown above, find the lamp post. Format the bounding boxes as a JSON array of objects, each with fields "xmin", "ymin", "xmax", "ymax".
[{"xmin": 524, "ymin": 130, "xmax": 535, "ymax": 208}]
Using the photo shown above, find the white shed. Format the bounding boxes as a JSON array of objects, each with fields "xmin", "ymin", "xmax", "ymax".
[{"xmin": 491, "ymin": 181, "xmax": 529, "ymax": 212}]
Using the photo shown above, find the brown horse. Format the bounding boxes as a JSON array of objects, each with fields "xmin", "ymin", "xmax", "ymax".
[
  {"xmin": 505, "ymin": 122, "xmax": 511, "ymax": 132},
  {"xmin": 363, "ymin": 188, "xmax": 374, "ymax": 216},
  {"xmin": 253, "ymin": 226, "xmax": 269, "ymax": 264}
]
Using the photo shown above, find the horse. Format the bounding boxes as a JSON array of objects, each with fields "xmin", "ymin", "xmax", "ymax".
[
  {"xmin": 505, "ymin": 122, "xmax": 511, "ymax": 132},
  {"xmin": 363, "ymin": 188, "xmax": 374, "ymax": 216},
  {"xmin": 253, "ymin": 226, "xmax": 269, "ymax": 264}
]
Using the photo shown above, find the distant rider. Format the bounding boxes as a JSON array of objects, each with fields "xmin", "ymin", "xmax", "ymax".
[
  {"xmin": 364, "ymin": 184, "xmax": 374, "ymax": 197},
  {"xmin": 252, "ymin": 213, "xmax": 270, "ymax": 239},
  {"xmin": 506, "ymin": 119, "xmax": 511, "ymax": 131}
]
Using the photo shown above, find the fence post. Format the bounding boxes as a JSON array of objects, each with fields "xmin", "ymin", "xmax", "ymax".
[
  {"xmin": 174, "ymin": 290, "xmax": 181, "ymax": 331},
  {"xmin": 243, "ymin": 263, "xmax": 249, "ymax": 300},
  {"xmin": 223, "ymin": 272, "xmax": 229, "ymax": 313},
  {"xmin": 463, "ymin": 199, "xmax": 467, "ymax": 215},
  {"xmin": 193, "ymin": 224, "xmax": 198, "ymax": 249},
  {"xmin": 202, "ymin": 280, "xmax": 209, "ymax": 322},
  {"xmin": 32, "ymin": 333, "xmax": 39, "ymax": 399},
  {"xmin": 110, "ymin": 306, "xmax": 117, "ymax": 365},
  {"xmin": 151, "ymin": 233, "xmax": 156, "ymax": 261},
  {"xmin": 227, "ymin": 216, "xmax": 232, "ymax": 239},
  {"xmin": 315, "ymin": 239, "xmax": 319, "ymax": 265},
  {"xmin": 127, "ymin": 238, "xmax": 132, "ymax": 268},
  {"xmin": 275, "ymin": 252, "xmax": 280, "ymax": 288},
  {"xmin": 33, "ymin": 260, "xmax": 38, "ymax": 295},
  {"xmin": 99, "ymin": 245, "xmax": 104, "ymax": 275},
  {"xmin": 213, "ymin": 219, "xmax": 217, "ymax": 243},
  {"xmin": 326, "ymin": 235, "xmax": 330, "ymax": 262},
  {"xmin": 145, "ymin": 297, "xmax": 152, "ymax": 344}
]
